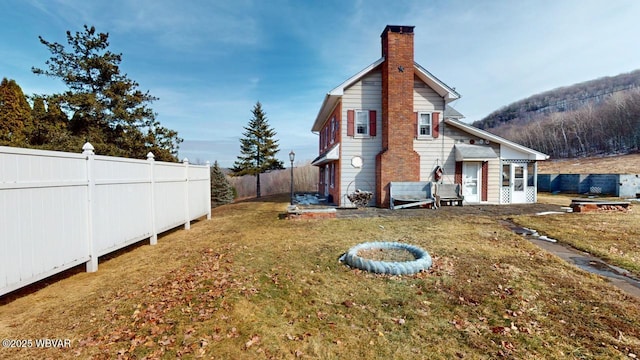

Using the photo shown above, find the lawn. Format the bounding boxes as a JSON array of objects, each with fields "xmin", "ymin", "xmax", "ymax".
[
  {"xmin": 515, "ymin": 193, "xmax": 640, "ymax": 277},
  {"xmin": 1, "ymin": 194, "xmax": 639, "ymax": 359}
]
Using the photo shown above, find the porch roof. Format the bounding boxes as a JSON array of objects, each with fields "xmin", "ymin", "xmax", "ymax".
[
  {"xmin": 446, "ymin": 118, "xmax": 549, "ymax": 161},
  {"xmin": 455, "ymin": 144, "xmax": 498, "ymax": 161},
  {"xmin": 311, "ymin": 143, "xmax": 340, "ymax": 166}
]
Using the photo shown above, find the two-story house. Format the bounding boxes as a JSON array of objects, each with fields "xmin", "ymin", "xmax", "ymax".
[{"xmin": 311, "ymin": 25, "xmax": 548, "ymax": 208}]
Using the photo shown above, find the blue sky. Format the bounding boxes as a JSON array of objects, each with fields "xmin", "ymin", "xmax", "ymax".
[{"xmin": 2, "ymin": 0, "xmax": 640, "ymax": 167}]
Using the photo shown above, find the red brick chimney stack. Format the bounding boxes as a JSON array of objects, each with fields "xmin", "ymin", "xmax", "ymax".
[{"xmin": 376, "ymin": 25, "xmax": 420, "ymax": 207}]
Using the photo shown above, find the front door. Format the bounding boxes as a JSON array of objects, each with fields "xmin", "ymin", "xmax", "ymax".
[
  {"xmin": 462, "ymin": 162, "xmax": 480, "ymax": 203},
  {"xmin": 511, "ymin": 164, "xmax": 527, "ymax": 203}
]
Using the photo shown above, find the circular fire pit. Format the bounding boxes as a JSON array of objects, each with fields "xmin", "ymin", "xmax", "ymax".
[{"xmin": 340, "ymin": 242, "xmax": 432, "ymax": 275}]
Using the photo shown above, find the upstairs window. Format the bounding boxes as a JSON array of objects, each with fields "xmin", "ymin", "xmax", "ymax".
[
  {"xmin": 329, "ymin": 116, "xmax": 338, "ymax": 144},
  {"xmin": 347, "ymin": 109, "xmax": 376, "ymax": 137},
  {"xmin": 418, "ymin": 112, "xmax": 432, "ymax": 137},
  {"xmin": 356, "ymin": 110, "xmax": 369, "ymax": 136}
]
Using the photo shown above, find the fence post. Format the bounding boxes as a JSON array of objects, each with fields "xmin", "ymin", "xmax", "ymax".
[
  {"xmin": 206, "ymin": 161, "xmax": 212, "ymax": 220},
  {"xmin": 183, "ymin": 158, "xmax": 190, "ymax": 230},
  {"xmin": 83, "ymin": 142, "xmax": 98, "ymax": 272},
  {"xmin": 148, "ymin": 152, "xmax": 158, "ymax": 245}
]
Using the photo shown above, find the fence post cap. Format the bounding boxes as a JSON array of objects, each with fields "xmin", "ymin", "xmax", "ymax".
[
  {"xmin": 147, "ymin": 152, "xmax": 155, "ymax": 160},
  {"xmin": 182, "ymin": 158, "xmax": 189, "ymax": 164},
  {"xmin": 82, "ymin": 142, "xmax": 95, "ymax": 155}
]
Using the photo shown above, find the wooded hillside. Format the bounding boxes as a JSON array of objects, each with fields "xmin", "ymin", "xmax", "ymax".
[{"xmin": 472, "ymin": 70, "xmax": 640, "ymax": 159}]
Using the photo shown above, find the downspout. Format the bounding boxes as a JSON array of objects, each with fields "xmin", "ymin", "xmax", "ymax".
[{"xmin": 440, "ymin": 111, "xmax": 445, "ymax": 180}]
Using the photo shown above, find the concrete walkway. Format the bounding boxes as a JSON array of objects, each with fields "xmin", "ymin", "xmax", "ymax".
[{"xmin": 502, "ymin": 219, "xmax": 640, "ymax": 299}]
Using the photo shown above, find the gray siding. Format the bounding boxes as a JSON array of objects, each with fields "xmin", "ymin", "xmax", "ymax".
[
  {"xmin": 340, "ymin": 71, "xmax": 382, "ymax": 206},
  {"xmin": 425, "ymin": 124, "xmax": 502, "ymax": 203},
  {"xmin": 413, "ymin": 80, "xmax": 445, "ymax": 182}
]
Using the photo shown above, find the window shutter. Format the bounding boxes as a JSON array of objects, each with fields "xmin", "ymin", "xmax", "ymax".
[
  {"xmin": 432, "ymin": 112, "xmax": 440, "ymax": 138},
  {"xmin": 347, "ymin": 110, "xmax": 354, "ymax": 136},
  {"xmin": 414, "ymin": 112, "xmax": 419, "ymax": 138},
  {"xmin": 369, "ymin": 110, "xmax": 376, "ymax": 136}
]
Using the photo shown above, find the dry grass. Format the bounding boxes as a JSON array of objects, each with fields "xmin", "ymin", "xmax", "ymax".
[
  {"xmin": 539, "ymin": 153, "xmax": 640, "ymax": 174},
  {"xmin": 515, "ymin": 193, "xmax": 640, "ymax": 277},
  {"xmin": 1, "ymin": 194, "xmax": 640, "ymax": 359}
]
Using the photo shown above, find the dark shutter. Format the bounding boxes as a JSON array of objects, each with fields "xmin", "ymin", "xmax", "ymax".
[
  {"xmin": 347, "ymin": 110, "xmax": 354, "ymax": 136},
  {"xmin": 369, "ymin": 110, "xmax": 376, "ymax": 136},
  {"xmin": 414, "ymin": 112, "xmax": 419, "ymax": 138},
  {"xmin": 432, "ymin": 112, "xmax": 440, "ymax": 138}
]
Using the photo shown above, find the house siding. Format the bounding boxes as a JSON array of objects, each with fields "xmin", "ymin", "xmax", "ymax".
[
  {"xmin": 413, "ymin": 78, "xmax": 445, "ymax": 181},
  {"xmin": 340, "ymin": 71, "xmax": 382, "ymax": 206},
  {"xmin": 423, "ymin": 123, "xmax": 502, "ymax": 203},
  {"xmin": 316, "ymin": 103, "xmax": 342, "ymax": 204},
  {"xmin": 311, "ymin": 25, "xmax": 547, "ymax": 207}
]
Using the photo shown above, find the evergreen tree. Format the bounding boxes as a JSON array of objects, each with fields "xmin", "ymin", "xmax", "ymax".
[
  {"xmin": 0, "ymin": 78, "xmax": 32, "ymax": 146},
  {"xmin": 210, "ymin": 161, "xmax": 234, "ymax": 207},
  {"xmin": 29, "ymin": 96, "xmax": 73, "ymax": 149},
  {"xmin": 231, "ymin": 102, "xmax": 284, "ymax": 198},
  {"xmin": 32, "ymin": 25, "xmax": 182, "ymax": 160},
  {"xmin": 29, "ymin": 96, "xmax": 48, "ymax": 145}
]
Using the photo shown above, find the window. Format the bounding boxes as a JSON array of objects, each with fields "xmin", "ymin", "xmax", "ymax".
[
  {"xmin": 330, "ymin": 117, "xmax": 336, "ymax": 143},
  {"xmin": 418, "ymin": 112, "xmax": 431, "ymax": 137},
  {"xmin": 355, "ymin": 110, "xmax": 368, "ymax": 136},
  {"xmin": 514, "ymin": 165, "xmax": 524, "ymax": 191},
  {"xmin": 527, "ymin": 162, "xmax": 535, "ymax": 187},
  {"xmin": 502, "ymin": 164, "xmax": 510, "ymax": 187}
]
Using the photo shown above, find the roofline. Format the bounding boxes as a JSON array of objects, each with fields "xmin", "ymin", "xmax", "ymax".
[
  {"xmin": 414, "ymin": 62, "xmax": 461, "ymax": 101},
  {"xmin": 311, "ymin": 58, "xmax": 461, "ymax": 132},
  {"xmin": 329, "ymin": 57, "xmax": 385, "ymax": 96},
  {"xmin": 444, "ymin": 118, "xmax": 549, "ymax": 160},
  {"xmin": 311, "ymin": 58, "xmax": 385, "ymax": 132}
]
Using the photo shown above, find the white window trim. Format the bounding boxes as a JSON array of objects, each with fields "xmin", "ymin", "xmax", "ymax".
[
  {"xmin": 354, "ymin": 110, "xmax": 370, "ymax": 138},
  {"xmin": 417, "ymin": 111, "xmax": 433, "ymax": 139}
]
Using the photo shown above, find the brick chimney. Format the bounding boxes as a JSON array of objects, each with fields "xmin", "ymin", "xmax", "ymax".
[{"xmin": 376, "ymin": 25, "xmax": 420, "ymax": 207}]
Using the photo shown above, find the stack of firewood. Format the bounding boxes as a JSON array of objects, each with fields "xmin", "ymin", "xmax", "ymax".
[{"xmin": 347, "ymin": 189, "xmax": 373, "ymax": 207}]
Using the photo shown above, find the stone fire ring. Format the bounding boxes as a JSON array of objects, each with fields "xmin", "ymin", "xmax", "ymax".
[{"xmin": 340, "ymin": 242, "xmax": 432, "ymax": 275}]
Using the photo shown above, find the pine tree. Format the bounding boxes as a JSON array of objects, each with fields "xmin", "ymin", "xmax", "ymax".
[
  {"xmin": 29, "ymin": 96, "xmax": 48, "ymax": 145},
  {"xmin": 32, "ymin": 25, "xmax": 182, "ymax": 160},
  {"xmin": 231, "ymin": 102, "xmax": 284, "ymax": 197},
  {"xmin": 0, "ymin": 78, "xmax": 32, "ymax": 146},
  {"xmin": 28, "ymin": 96, "xmax": 73, "ymax": 149},
  {"xmin": 210, "ymin": 161, "xmax": 234, "ymax": 207}
]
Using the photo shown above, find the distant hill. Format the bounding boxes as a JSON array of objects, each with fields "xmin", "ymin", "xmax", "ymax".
[
  {"xmin": 471, "ymin": 70, "xmax": 640, "ymax": 159},
  {"xmin": 473, "ymin": 70, "xmax": 640, "ymax": 131}
]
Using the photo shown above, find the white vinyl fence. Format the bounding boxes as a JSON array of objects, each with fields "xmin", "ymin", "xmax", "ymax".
[{"xmin": 0, "ymin": 143, "xmax": 211, "ymax": 296}]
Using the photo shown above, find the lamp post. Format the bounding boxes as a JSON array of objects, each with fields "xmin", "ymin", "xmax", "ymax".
[{"xmin": 289, "ymin": 150, "xmax": 295, "ymax": 205}]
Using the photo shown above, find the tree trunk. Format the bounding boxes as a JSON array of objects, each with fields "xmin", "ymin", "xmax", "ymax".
[{"xmin": 256, "ymin": 173, "xmax": 261, "ymax": 198}]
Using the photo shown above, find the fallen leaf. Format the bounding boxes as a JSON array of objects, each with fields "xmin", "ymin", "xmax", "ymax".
[{"xmin": 244, "ymin": 335, "xmax": 261, "ymax": 349}]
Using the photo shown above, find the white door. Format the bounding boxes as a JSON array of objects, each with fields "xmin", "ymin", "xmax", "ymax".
[
  {"xmin": 511, "ymin": 164, "xmax": 527, "ymax": 203},
  {"xmin": 462, "ymin": 162, "xmax": 480, "ymax": 203}
]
